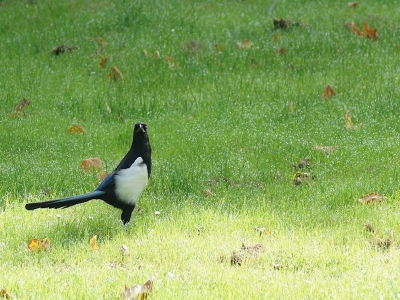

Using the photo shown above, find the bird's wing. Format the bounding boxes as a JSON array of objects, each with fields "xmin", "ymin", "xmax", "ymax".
[{"xmin": 95, "ymin": 171, "xmax": 116, "ymax": 191}]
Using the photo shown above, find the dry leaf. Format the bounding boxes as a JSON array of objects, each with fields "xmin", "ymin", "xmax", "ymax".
[
  {"xmin": 99, "ymin": 57, "xmax": 109, "ymax": 68},
  {"xmin": 90, "ymin": 235, "xmax": 99, "ymax": 250},
  {"xmin": 98, "ymin": 37, "xmax": 106, "ymax": 47},
  {"xmin": 122, "ymin": 279, "xmax": 153, "ymax": 300},
  {"xmin": 81, "ymin": 157, "xmax": 103, "ymax": 173},
  {"xmin": 357, "ymin": 192, "xmax": 384, "ymax": 204},
  {"xmin": 345, "ymin": 110, "xmax": 354, "ymax": 129},
  {"xmin": 153, "ymin": 50, "xmax": 160, "ymax": 59},
  {"xmin": 348, "ymin": 2, "xmax": 358, "ymax": 7},
  {"xmin": 350, "ymin": 22, "xmax": 363, "ymax": 36},
  {"xmin": 68, "ymin": 124, "xmax": 85, "ymax": 133},
  {"xmin": 288, "ymin": 103, "xmax": 294, "ymax": 112},
  {"xmin": 236, "ymin": 39, "xmax": 253, "ymax": 49},
  {"xmin": 98, "ymin": 171, "xmax": 109, "ymax": 183},
  {"xmin": 28, "ymin": 238, "xmax": 51, "ymax": 252},
  {"xmin": 321, "ymin": 85, "xmax": 336, "ymax": 98},
  {"xmin": 276, "ymin": 47, "xmax": 285, "ymax": 55},
  {"xmin": 363, "ymin": 21, "xmax": 378, "ymax": 40},
  {"xmin": 109, "ymin": 65, "xmax": 124, "ymax": 81},
  {"xmin": 291, "ymin": 158, "xmax": 311, "ymax": 170},
  {"xmin": 8, "ymin": 98, "xmax": 30, "ymax": 117}
]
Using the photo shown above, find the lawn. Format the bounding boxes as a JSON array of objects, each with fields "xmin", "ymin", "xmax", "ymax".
[{"xmin": 1, "ymin": 0, "xmax": 400, "ymax": 299}]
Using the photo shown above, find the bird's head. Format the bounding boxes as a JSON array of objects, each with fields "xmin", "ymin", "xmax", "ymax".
[{"xmin": 134, "ymin": 122, "xmax": 147, "ymax": 134}]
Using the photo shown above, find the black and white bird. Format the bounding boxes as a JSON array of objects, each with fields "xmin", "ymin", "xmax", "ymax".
[{"xmin": 25, "ymin": 122, "xmax": 152, "ymax": 224}]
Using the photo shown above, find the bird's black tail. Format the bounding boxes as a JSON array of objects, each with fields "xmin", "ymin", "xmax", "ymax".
[{"xmin": 25, "ymin": 190, "xmax": 105, "ymax": 210}]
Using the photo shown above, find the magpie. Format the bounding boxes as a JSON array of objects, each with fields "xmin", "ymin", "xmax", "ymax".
[{"xmin": 25, "ymin": 122, "xmax": 152, "ymax": 225}]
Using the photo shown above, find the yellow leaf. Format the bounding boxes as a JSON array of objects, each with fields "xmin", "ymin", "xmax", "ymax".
[
  {"xmin": 28, "ymin": 238, "xmax": 50, "ymax": 252},
  {"xmin": 90, "ymin": 235, "xmax": 99, "ymax": 250},
  {"xmin": 345, "ymin": 110, "xmax": 354, "ymax": 129},
  {"xmin": 68, "ymin": 124, "xmax": 85, "ymax": 133}
]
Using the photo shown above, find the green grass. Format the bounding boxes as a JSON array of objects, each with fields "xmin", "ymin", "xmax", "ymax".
[{"xmin": 1, "ymin": 0, "xmax": 400, "ymax": 298}]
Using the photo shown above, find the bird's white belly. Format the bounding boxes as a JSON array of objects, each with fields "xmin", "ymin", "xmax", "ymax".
[{"xmin": 114, "ymin": 157, "xmax": 148, "ymax": 205}]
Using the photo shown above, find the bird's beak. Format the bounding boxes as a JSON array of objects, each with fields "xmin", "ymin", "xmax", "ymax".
[{"xmin": 135, "ymin": 124, "xmax": 147, "ymax": 133}]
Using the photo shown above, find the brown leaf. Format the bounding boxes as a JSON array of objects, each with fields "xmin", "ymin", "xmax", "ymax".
[
  {"xmin": 321, "ymin": 85, "xmax": 336, "ymax": 99},
  {"xmin": 202, "ymin": 189, "xmax": 215, "ymax": 197},
  {"xmin": 81, "ymin": 157, "xmax": 103, "ymax": 173},
  {"xmin": 28, "ymin": 238, "xmax": 50, "ymax": 252},
  {"xmin": 109, "ymin": 65, "xmax": 124, "ymax": 81},
  {"xmin": 276, "ymin": 47, "xmax": 285, "ymax": 55},
  {"xmin": 357, "ymin": 192, "xmax": 384, "ymax": 204},
  {"xmin": 90, "ymin": 235, "xmax": 99, "ymax": 250},
  {"xmin": 8, "ymin": 98, "xmax": 30, "ymax": 117},
  {"xmin": 363, "ymin": 21, "xmax": 378, "ymax": 40},
  {"xmin": 236, "ymin": 39, "xmax": 253, "ymax": 49},
  {"xmin": 99, "ymin": 57, "xmax": 109, "ymax": 68},
  {"xmin": 347, "ymin": 2, "xmax": 358, "ymax": 7},
  {"xmin": 122, "ymin": 279, "xmax": 153, "ymax": 300},
  {"xmin": 68, "ymin": 124, "xmax": 85, "ymax": 133},
  {"xmin": 350, "ymin": 22, "xmax": 363, "ymax": 36},
  {"xmin": 293, "ymin": 172, "xmax": 315, "ymax": 185},
  {"xmin": 98, "ymin": 171, "xmax": 109, "ymax": 183}
]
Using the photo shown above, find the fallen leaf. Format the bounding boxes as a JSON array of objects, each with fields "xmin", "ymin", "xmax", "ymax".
[
  {"xmin": 236, "ymin": 39, "xmax": 253, "ymax": 49},
  {"xmin": 90, "ymin": 235, "xmax": 99, "ymax": 250},
  {"xmin": 363, "ymin": 21, "xmax": 378, "ymax": 40},
  {"xmin": 350, "ymin": 22, "xmax": 363, "ymax": 36},
  {"xmin": 314, "ymin": 145, "xmax": 336, "ymax": 154},
  {"xmin": 321, "ymin": 85, "xmax": 336, "ymax": 99},
  {"xmin": 348, "ymin": 2, "xmax": 358, "ymax": 7},
  {"xmin": 122, "ymin": 279, "xmax": 153, "ymax": 300},
  {"xmin": 288, "ymin": 103, "xmax": 294, "ymax": 112},
  {"xmin": 153, "ymin": 50, "xmax": 160, "ymax": 59},
  {"xmin": 345, "ymin": 110, "xmax": 354, "ymax": 129},
  {"xmin": 81, "ymin": 157, "xmax": 103, "ymax": 173},
  {"xmin": 98, "ymin": 170, "xmax": 109, "ymax": 183},
  {"xmin": 68, "ymin": 124, "xmax": 85, "ymax": 133},
  {"xmin": 357, "ymin": 192, "xmax": 384, "ymax": 204},
  {"xmin": 99, "ymin": 56, "xmax": 109, "ymax": 68},
  {"xmin": 8, "ymin": 98, "xmax": 30, "ymax": 117},
  {"xmin": 120, "ymin": 244, "xmax": 129, "ymax": 256},
  {"xmin": 109, "ymin": 65, "xmax": 124, "ymax": 81},
  {"xmin": 98, "ymin": 37, "xmax": 106, "ymax": 47},
  {"xmin": 276, "ymin": 47, "xmax": 285, "ymax": 55},
  {"xmin": 28, "ymin": 238, "xmax": 50, "ymax": 252}
]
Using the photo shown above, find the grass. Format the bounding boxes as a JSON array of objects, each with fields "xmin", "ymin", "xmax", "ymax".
[{"xmin": 1, "ymin": 0, "xmax": 400, "ymax": 298}]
